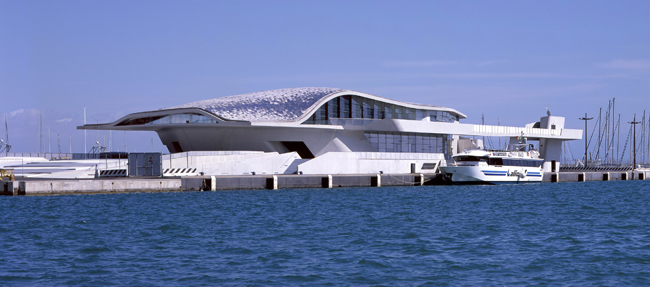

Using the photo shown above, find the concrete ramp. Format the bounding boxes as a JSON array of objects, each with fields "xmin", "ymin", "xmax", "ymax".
[{"xmin": 284, "ymin": 159, "xmax": 310, "ymax": 174}]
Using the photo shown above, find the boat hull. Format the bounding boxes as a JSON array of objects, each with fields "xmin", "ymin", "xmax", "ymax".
[{"xmin": 439, "ymin": 166, "xmax": 543, "ymax": 185}]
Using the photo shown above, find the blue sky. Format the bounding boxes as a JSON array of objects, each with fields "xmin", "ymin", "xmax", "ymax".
[{"xmin": 2, "ymin": 1, "xmax": 650, "ymax": 162}]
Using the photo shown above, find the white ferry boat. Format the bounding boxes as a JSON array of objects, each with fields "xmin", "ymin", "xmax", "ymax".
[{"xmin": 440, "ymin": 140, "xmax": 544, "ymax": 184}]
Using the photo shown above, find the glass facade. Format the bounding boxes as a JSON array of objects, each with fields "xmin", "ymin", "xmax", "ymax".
[
  {"xmin": 303, "ymin": 95, "xmax": 459, "ymax": 125},
  {"xmin": 117, "ymin": 113, "xmax": 216, "ymax": 126},
  {"xmin": 429, "ymin": 111, "xmax": 458, "ymax": 123},
  {"xmin": 364, "ymin": 132, "xmax": 448, "ymax": 154}
]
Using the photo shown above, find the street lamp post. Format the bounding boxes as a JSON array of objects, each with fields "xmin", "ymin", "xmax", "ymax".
[{"xmin": 579, "ymin": 113, "xmax": 593, "ymax": 168}]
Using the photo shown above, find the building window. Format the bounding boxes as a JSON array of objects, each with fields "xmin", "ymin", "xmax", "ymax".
[
  {"xmin": 117, "ymin": 113, "xmax": 217, "ymax": 126},
  {"xmin": 302, "ymin": 95, "xmax": 459, "ymax": 125},
  {"xmin": 429, "ymin": 111, "xmax": 457, "ymax": 123},
  {"xmin": 363, "ymin": 132, "xmax": 448, "ymax": 155}
]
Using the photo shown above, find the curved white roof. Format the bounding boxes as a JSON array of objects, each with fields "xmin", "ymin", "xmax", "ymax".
[
  {"xmin": 169, "ymin": 87, "xmax": 344, "ymax": 122},
  {"xmin": 167, "ymin": 87, "xmax": 465, "ymax": 122}
]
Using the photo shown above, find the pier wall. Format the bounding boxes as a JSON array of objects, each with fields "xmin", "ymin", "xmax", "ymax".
[
  {"xmin": 3, "ymin": 170, "xmax": 649, "ymax": 195},
  {"xmin": 543, "ymin": 171, "xmax": 649, "ymax": 182},
  {"xmin": 181, "ymin": 174, "xmax": 429, "ymax": 191},
  {"xmin": 5, "ymin": 179, "xmax": 182, "ymax": 195},
  {"xmin": 4, "ymin": 174, "xmax": 430, "ymax": 195}
]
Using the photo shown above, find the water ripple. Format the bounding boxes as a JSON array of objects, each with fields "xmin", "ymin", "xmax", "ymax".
[{"xmin": 2, "ymin": 181, "xmax": 650, "ymax": 285}]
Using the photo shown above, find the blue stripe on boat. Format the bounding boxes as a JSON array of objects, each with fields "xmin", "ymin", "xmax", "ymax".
[{"xmin": 482, "ymin": 170, "xmax": 507, "ymax": 176}]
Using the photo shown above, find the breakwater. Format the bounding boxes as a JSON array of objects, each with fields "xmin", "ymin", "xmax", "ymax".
[{"xmin": 2, "ymin": 171, "xmax": 649, "ymax": 195}]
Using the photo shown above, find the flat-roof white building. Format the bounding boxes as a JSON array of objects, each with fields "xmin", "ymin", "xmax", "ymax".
[{"xmin": 80, "ymin": 87, "xmax": 581, "ymax": 175}]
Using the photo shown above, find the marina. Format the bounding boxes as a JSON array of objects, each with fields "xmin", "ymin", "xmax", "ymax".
[{"xmin": 2, "ymin": 90, "xmax": 650, "ymax": 195}]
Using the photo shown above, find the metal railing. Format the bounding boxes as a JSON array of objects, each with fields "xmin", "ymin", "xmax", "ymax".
[
  {"xmin": 353, "ymin": 152, "xmax": 444, "ymax": 160},
  {"xmin": 473, "ymin": 125, "xmax": 563, "ymax": 136}
]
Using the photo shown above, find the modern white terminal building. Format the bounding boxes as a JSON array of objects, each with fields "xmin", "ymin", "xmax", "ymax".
[{"xmin": 79, "ymin": 87, "xmax": 582, "ymax": 176}]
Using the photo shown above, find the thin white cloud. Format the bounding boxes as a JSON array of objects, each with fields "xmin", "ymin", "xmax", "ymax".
[
  {"xmin": 383, "ymin": 61, "xmax": 459, "ymax": 67},
  {"xmin": 377, "ymin": 83, "xmax": 605, "ymax": 101},
  {"xmin": 420, "ymin": 72, "xmax": 625, "ymax": 80},
  {"xmin": 598, "ymin": 59, "xmax": 650, "ymax": 70},
  {"xmin": 9, "ymin": 109, "xmax": 25, "ymax": 117},
  {"xmin": 477, "ymin": 60, "xmax": 503, "ymax": 67},
  {"xmin": 8, "ymin": 108, "xmax": 42, "ymax": 118},
  {"xmin": 223, "ymin": 72, "xmax": 625, "ymax": 89},
  {"xmin": 56, "ymin": 118, "xmax": 72, "ymax": 123}
]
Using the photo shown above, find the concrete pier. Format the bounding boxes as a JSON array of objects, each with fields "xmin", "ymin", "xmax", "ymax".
[
  {"xmin": 181, "ymin": 174, "xmax": 431, "ymax": 192},
  {"xmin": 2, "ymin": 178, "xmax": 182, "ymax": 195},
  {"xmin": 2, "ymin": 173, "xmax": 435, "ymax": 195},
  {"xmin": 2, "ymin": 170, "xmax": 649, "ymax": 195},
  {"xmin": 542, "ymin": 171, "xmax": 650, "ymax": 182}
]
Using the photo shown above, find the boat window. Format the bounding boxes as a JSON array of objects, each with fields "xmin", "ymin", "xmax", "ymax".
[
  {"xmin": 499, "ymin": 159, "xmax": 544, "ymax": 167},
  {"xmin": 488, "ymin": 158, "xmax": 503, "ymax": 165},
  {"xmin": 456, "ymin": 156, "xmax": 482, "ymax": 162}
]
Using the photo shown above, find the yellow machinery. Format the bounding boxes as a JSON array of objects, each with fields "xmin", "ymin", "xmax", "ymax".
[{"xmin": 0, "ymin": 168, "xmax": 15, "ymax": 181}]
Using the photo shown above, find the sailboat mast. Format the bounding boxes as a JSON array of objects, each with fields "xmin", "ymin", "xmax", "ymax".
[
  {"xmin": 611, "ymin": 98, "xmax": 615, "ymax": 164},
  {"xmin": 39, "ymin": 111, "xmax": 43, "ymax": 153},
  {"xmin": 4, "ymin": 114, "xmax": 8, "ymax": 144},
  {"xmin": 84, "ymin": 107, "xmax": 87, "ymax": 154},
  {"xmin": 617, "ymin": 114, "xmax": 620, "ymax": 165},
  {"xmin": 604, "ymin": 100, "xmax": 612, "ymax": 164},
  {"xmin": 482, "ymin": 114, "xmax": 485, "ymax": 150},
  {"xmin": 598, "ymin": 107, "xmax": 601, "ymax": 160}
]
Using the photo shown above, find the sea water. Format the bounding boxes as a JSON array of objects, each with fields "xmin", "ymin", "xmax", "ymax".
[{"xmin": 1, "ymin": 181, "xmax": 650, "ymax": 286}]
